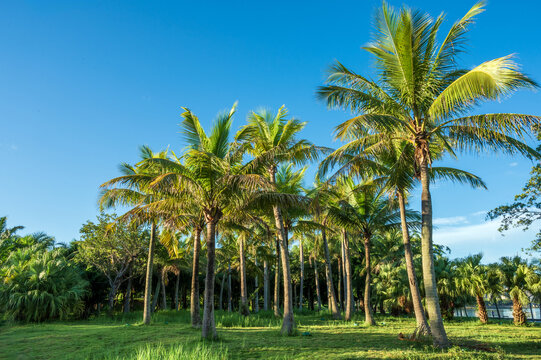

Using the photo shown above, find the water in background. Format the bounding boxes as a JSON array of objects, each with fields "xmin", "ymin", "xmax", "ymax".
[{"xmin": 454, "ymin": 305, "xmax": 540, "ymax": 320}]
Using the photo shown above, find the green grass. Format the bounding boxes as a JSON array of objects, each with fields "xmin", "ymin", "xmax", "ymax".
[{"xmin": 0, "ymin": 310, "xmax": 539, "ymax": 359}]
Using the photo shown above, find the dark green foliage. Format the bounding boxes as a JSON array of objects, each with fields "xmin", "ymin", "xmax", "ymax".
[{"xmin": 0, "ymin": 245, "xmax": 88, "ymax": 322}]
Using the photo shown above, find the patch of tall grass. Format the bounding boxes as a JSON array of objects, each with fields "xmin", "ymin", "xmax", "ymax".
[{"xmin": 105, "ymin": 343, "xmax": 227, "ymax": 360}]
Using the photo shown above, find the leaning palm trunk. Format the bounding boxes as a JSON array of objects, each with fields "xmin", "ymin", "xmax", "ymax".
[
  {"xmin": 337, "ymin": 257, "xmax": 343, "ymax": 310},
  {"xmin": 512, "ymin": 296, "xmax": 526, "ymax": 325},
  {"xmin": 494, "ymin": 301, "xmax": 501, "ymax": 319},
  {"xmin": 174, "ymin": 271, "xmax": 180, "ymax": 311},
  {"xmin": 191, "ymin": 227, "xmax": 202, "ymax": 327},
  {"xmin": 254, "ymin": 255, "xmax": 259, "ymax": 313},
  {"xmin": 322, "ymin": 228, "xmax": 341, "ymax": 319},
  {"xmin": 299, "ymin": 238, "xmax": 304, "ymax": 310},
  {"xmin": 123, "ymin": 264, "xmax": 133, "ymax": 314},
  {"xmin": 239, "ymin": 236, "xmax": 249, "ymax": 316},
  {"xmin": 363, "ymin": 237, "xmax": 375, "ymax": 325},
  {"xmin": 476, "ymin": 294, "xmax": 488, "ymax": 324},
  {"xmin": 419, "ymin": 159, "xmax": 449, "ymax": 347},
  {"xmin": 263, "ymin": 259, "xmax": 269, "ymax": 311},
  {"xmin": 312, "ymin": 257, "xmax": 322, "ymax": 311},
  {"xmin": 202, "ymin": 217, "xmax": 219, "ymax": 340},
  {"xmin": 274, "ymin": 238, "xmax": 281, "ymax": 317},
  {"xmin": 160, "ymin": 268, "xmax": 167, "ymax": 310},
  {"xmin": 227, "ymin": 263, "xmax": 232, "ymax": 312},
  {"xmin": 273, "ymin": 204, "xmax": 295, "ymax": 335},
  {"xmin": 342, "ymin": 230, "xmax": 354, "ymax": 321},
  {"xmin": 397, "ymin": 191, "xmax": 430, "ymax": 335},
  {"xmin": 143, "ymin": 223, "xmax": 156, "ymax": 324}
]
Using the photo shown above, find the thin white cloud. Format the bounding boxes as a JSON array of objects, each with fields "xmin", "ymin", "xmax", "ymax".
[
  {"xmin": 471, "ymin": 210, "xmax": 487, "ymax": 217},
  {"xmin": 433, "ymin": 219, "xmax": 536, "ymax": 262},
  {"xmin": 433, "ymin": 216, "xmax": 468, "ymax": 226},
  {"xmin": 509, "ymin": 162, "xmax": 518, "ymax": 167}
]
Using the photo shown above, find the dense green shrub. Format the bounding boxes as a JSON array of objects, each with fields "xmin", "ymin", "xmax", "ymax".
[{"xmin": 0, "ymin": 245, "xmax": 88, "ymax": 322}]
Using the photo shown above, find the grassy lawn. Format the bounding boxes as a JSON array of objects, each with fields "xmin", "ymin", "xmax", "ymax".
[{"xmin": 0, "ymin": 310, "xmax": 539, "ymax": 359}]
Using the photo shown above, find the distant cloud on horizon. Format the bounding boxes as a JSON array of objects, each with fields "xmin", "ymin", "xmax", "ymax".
[{"xmin": 433, "ymin": 218, "xmax": 536, "ymax": 263}]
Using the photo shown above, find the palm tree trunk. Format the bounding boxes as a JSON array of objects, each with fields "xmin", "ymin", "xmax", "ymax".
[
  {"xmin": 254, "ymin": 255, "xmax": 259, "ymax": 313},
  {"xmin": 529, "ymin": 302, "xmax": 534, "ymax": 320},
  {"xmin": 322, "ymin": 227, "xmax": 341, "ymax": 319},
  {"xmin": 476, "ymin": 294, "xmax": 488, "ymax": 324},
  {"xmin": 143, "ymin": 223, "xmax": 156, "ymax": 324},
  {"xmin": 228, "ymin": 262, "xmax": 232, "ymax": 312},
  {"xmin": 342, "ymin": 230, "xmax": 354, "ymax": 321},
  {"xmin": 174, "ymin": 271, "xmax": 180, "ymax": 311},
  {"xmin": 299, "ymin": 238, "xmax": 304, "ymax": 311},
  {"xmin": 191, "ymin": 227, "xmax": 202, "ymax": 327},
  {"xmin": 512, "ymin": 295, "xmax": 526, "ymax": 325},
  {"xmin": 239, "ymin": 236, "xmax": 249, "ymax": 316},
  {"xmin": 202, "ymin": 217, "xmax": 219, "ymax": 340},
  {"xmin": 151, "ymin": 271, "xmax": 161, "ymax": 313},
  {"xmin": 419, "ymin": 158, "xmax": 449, "ymax": 347},
  {"xmin": 494, "ymin": 300, "xmax": 501, "ymax": 319},
  {"xmin": 123, "ymin": 264, "xmax": 133, "ymax": 314},
  {"xmin": 274, "ymin": 237, "xmax": 281, "ymax": 317},
  {"xmin": 341, "ymin": 237, "xmax": 347, "ymax": 311},
  {"xmin": 273, "ymin": 204, "xmax": 295, "ymax": 335},
  {"xmin": 312, "ymin": 257, "xmax": 322, "ymax": 311},
  {"xmin": 219, "ymin": 272, "xmax": 225, "ymax": 311},
  {"xmin": 160, "ymin": 269, "xmax": 167, "ymax": 310},
  {"xmin": 264, "ymin": 259, "xmax": 269, "ymax": 311},
  {"xmin": 363, "ymin": 236, "xmax": 375, "ymax": 325},
  {"xmin": 337, "ymin": 256, "xmax": 342, "ymax": 311},
  {"xmin": 397, "ymin": 191, "xmax": 430, "ymax": 335}
]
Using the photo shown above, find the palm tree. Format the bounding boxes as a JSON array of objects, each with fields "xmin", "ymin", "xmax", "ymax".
[
  {"xmin": 485, "ymin": 264, "xmax": 504, "ymax": 319},
  {"xmin": 308, "ymin": 185, "xmax": 342, "ymax": 320},
  {"xmin": 236, "ymin": 106, "xmax": 324, "ymax": 334},
  {"xmin": 325, "ymin": 178, "xmax": 403, "ymax": 325},
  {"xmin": 99, "ymin": 145, "xmax": 168, "ymax": 325},
  {"xmin": 456, "ymin": 254, "xmax": 490, "ymax": 323},
  {"xmin": 140, "ymin": 104, "xmax": 267, "ymax": 339},
  {"xmin": 500, "ymin": 256, "xmax": 535, "ymax": 325},
  {"xmin": 318, "ymin": 2, "xmax": 539, "ymax": 346}
]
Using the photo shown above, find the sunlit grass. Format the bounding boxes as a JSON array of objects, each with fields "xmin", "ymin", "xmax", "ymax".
[{"xmin": 0, "ymin": 310, "xmax": 539, "ymax": 359}]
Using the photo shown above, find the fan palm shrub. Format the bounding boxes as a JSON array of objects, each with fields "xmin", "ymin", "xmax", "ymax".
[{"xmin": 0, "ymin": 246, "xmax": 88, "ymax": 322}]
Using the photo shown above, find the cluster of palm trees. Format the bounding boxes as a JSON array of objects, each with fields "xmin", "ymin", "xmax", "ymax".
[
  {"xmin": 431, "ymin": 254, "xmax": 540, "ymax": 326},
  {"xmin": 99, "ymin": 1, "xmax": 540, "ymax": 348}
]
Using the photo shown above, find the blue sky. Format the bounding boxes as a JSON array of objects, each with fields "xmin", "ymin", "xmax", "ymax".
[{"xmin": 1, "ymin": 0, "xmax": 540, "ymax": 262}]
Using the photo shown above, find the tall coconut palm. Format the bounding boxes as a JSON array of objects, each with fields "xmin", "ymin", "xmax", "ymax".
[
  {"xmin": 325, "ymin": 178, "xmax": 404, "ymax": 325},
  {"xmin": 236, "ymin": 106, "xmax": 325, "ymax": 334},
  {"xmin": 318, "ymin": 2, "xmax": 539, "ymax": 346},
  {"xmin": 99, "ymin": 145, "xmax": 168, "ymax": 325},
  {"xmin": 141, "ymin": 104, "xmax": 268, "ymax": 339},
  {"xmin": 307, "ymin": 185, "xmax": 342, "ymax": 320},
  {"xmin": 320, "ymin": 132, "xmax": 486, "ymax": 332}
]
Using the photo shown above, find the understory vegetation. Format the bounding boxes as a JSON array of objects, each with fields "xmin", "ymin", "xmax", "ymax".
[{"xmin": 1, "ymin": 311, "xmax": 540, "ymax": 360}]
